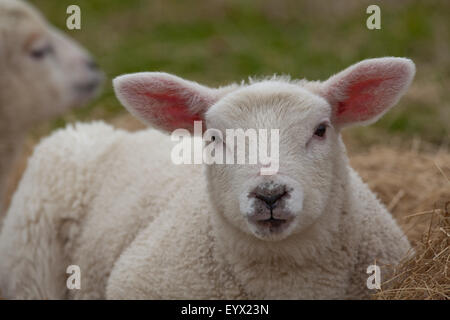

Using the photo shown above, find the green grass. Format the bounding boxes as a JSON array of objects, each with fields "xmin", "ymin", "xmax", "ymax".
[{"xmin": 30, "ymin": 0, "xmax": 450, "ymax": 146}]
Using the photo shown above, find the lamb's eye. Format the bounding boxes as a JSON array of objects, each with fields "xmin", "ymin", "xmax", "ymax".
[
  {"xmin": 208, "ymin": 130, "xmax": 224, "ymax": 145},
  {"xmin": 30, "ymin": 44, "xmax": 53, "ymax": 59},
  {"xmin": 314, "ymin": 123, "xmax": 327, "ymax": 138}
]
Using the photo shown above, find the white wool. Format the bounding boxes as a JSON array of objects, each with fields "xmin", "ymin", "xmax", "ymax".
[
  {"xmin": 0, "ymin": 0, "xmax": 103, "ymax": 216},
  {"xmin": 0, "ymin": 57, "xmax": 415, "ymax": 299}
]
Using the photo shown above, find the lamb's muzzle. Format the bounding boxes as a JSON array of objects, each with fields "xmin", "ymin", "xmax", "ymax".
[
  {"xmin": 253, "ymin": 184, "xmax": 287, "ymax": 210},
  {"xmin": 241, "ymin": 177, "xmax": 304, "ymax": 239}
]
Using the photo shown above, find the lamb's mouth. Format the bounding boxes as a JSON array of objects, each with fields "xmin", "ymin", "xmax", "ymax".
[
  {"xmin": 73, "ymin": 75, "xmax": 104, "ymax": 104},
  {"xmin": 250, "ymin": 215, "xmax": 294, "ymax": 234},
  {"xmin": 256, "ymin": 217, "xmax": 288, "ymax": 229}
]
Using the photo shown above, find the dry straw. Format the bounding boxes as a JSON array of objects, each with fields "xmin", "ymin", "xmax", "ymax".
[
  {"xmin": 351, "ymin": 146, "xmax": 450, "ymax": 300},
  {"xmin": 375, "ymin": 206, "xmax": 449, "ymax": 299}
]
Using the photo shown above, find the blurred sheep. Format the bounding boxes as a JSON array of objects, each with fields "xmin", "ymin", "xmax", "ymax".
[{"xmin": 0, "ymin": 0, "xmax": 103, "ymax": 216}]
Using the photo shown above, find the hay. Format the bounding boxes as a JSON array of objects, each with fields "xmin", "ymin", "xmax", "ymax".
[
  {"xmin": 350, "ymin": 146, "xmax": 450, "ymax": 246},
  {"xmin": 375, "ymin": 208, "xmax": 449, "ymax": 299},
  {"xmin": 350, "ymin": 146, "xmax": 450, "ymax": 299}
]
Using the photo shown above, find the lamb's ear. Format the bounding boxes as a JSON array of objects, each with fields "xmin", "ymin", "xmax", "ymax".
[
  {"xmin": 320, "ymin": 57, "xmax": 415, "ymax": 128},
  {"xmin": 113, "ymin": 72, "xmax": 220, "ymax": 133}
]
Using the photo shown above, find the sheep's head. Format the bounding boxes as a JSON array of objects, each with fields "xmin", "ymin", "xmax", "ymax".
[
  {"xmin": 114, "ymin": 57, "xmax": 415, "ymax": 241},
  {"xmin": 0, "ymin": 0, "xmax": 103, "ymax": 128}
]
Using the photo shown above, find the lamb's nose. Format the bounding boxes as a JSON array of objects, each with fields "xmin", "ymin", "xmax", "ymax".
[
  {"xmin": 255, "ymin": 188, "xmax": 287, "ymax": 210},
  {"xmin": 86, "ymin": 59, "xmax": 99, "ymax": 71}
]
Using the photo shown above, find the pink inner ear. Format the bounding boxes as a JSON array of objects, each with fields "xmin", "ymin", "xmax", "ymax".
[
  {"xmin": 335, "ymin": 77, "xmax": 390, "ymax": 123},
  {"xmin": 143, "ymin": 91, "xmax": 203, "ymax": 131},
  {"xmin": 126, "ymin": 78, "xmax": 209, "ymax": 132}
]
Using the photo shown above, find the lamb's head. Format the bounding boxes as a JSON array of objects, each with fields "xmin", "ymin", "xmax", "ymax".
[
  {"xmin": 0, "ymin": 0, "xmax": 103, "ymax": 127},
  {"xmin": 114, "ymin": 57, "xmax": 415, "ymax": 241}
]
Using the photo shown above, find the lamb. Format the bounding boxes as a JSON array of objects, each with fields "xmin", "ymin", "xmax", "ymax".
[
  {"xmin": 0, "ymin": 0, "xmax": 103, "ymax": 216},
  {"xmin": 0, "ymin": 57, "xmax": 415, "ymax": 299}
]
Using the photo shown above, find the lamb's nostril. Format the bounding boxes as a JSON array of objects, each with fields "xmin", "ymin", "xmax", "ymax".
[{"xmin": 255, "ymin": 190, "xmax": 287, "ymax": 209}]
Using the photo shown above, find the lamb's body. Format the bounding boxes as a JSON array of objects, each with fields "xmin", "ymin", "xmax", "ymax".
[
  {"xmin": 0, "ymin": 58, "xmax": 415, "ymax": 299},
  {"xmin": 0, "ymin": 122, "xmax": 410, "ymax": 299}
]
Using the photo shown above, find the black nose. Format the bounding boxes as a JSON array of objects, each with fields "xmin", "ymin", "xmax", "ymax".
[
  {"xmin": 255, "ymin": 188, "xmax": 287, "ymax": 210},
  {"xmin": 86, "ymin": 59, "xmax": 99, "ymax": 71}
]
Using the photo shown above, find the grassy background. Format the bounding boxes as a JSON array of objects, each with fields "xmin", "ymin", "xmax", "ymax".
[{"xmin": 29, "ymin": 0, "xmax": 450, "ymax": 149}]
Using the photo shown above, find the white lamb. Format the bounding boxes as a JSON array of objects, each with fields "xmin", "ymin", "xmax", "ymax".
[
  {"xmin": 0, "ymin": 57, "xmax": 415, "ymax": 299},
  {"xmin": 0, "ymin": 0, "xmax": 103, "ymax": 215}
]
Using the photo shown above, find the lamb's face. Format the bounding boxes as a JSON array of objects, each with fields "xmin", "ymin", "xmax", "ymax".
[
  {"xmin": 114, "ymin": 57, "xmax": 416, "ymax": 242},
  {"xmin": 204, "ymin": 83, "xmax": 339, "ymax": 240},
  {"xmin": 0, "ymin": 0, "xmax": 103, "ymax": 128}
]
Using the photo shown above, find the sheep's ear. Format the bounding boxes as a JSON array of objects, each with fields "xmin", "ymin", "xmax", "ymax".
[
  {"xmin": 113, "ymin": 72, "xmax": 220, "ymax": 133},
  {"xmin": 320, "ymin": 57, "xmax": 415, "ymax": 128}
]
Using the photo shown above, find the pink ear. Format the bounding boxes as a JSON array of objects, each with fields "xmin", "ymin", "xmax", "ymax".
[
  {"xmin": 321, "ymin": 57, "xmax": 415, "ymax": 127},
  {"xmin": 113, "ymin": 72, "xmax": 219, "ymax": 132}
]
